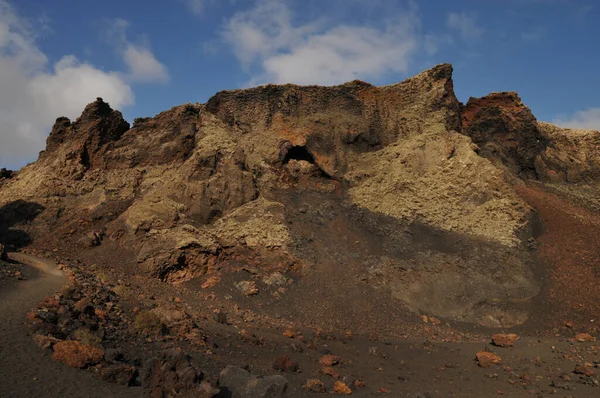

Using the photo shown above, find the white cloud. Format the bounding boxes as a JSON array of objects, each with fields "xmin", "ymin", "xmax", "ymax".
[
  {"xmin": 553, "ymin": 108, "xmax": 600, "ymax": 131},
  {"xmin": 0, "ymin": 2, "xmax": 134, "ymax": 168},
  {"xmin": 123, "ymin": 45, "xmax": 169, "ymax": 83},
  {"xmin": 446, "ymin": 11, "xmax": 484, "ymax": 41},
  {"xmin": 106, "ymin": 18, "xmax": 170, "ymax": 84},
  {"xmin": 221, "ymin": 0, "xmax": 421, "ymax": 86}
]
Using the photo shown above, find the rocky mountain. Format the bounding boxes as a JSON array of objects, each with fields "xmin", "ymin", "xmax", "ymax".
[{"xmin": 1, "ymin": 63, "xmax": 599, "ymax": 332}]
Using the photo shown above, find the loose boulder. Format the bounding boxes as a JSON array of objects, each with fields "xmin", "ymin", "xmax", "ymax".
[{"xmin": 219, "ymin": 365, "xmax": 288, "ymax": 398}]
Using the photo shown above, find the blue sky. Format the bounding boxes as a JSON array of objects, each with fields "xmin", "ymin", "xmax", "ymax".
[{"xmin": 1, "ymin": 0, "xmax": 599, "ymax": 168}]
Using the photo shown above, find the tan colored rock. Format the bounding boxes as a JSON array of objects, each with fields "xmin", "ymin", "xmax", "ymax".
[
  {"xmin": 492, "ymin": 333, "xmax": 519, "ymax": 347},
  {"xmin": 33, "ymin": 334, "xmax": 61, "ymax": 350},
  {"xmin": 536, "ymin": 122, "xmax": 600, "ymax": 184},
  {"xmin": 333, "ymin": 381, "xmax": 352, "ymax": 395},
  {"xmin": 52, "ymin": 340, "xmax": 104, "ymax": 368},
  {"xmin": 236, "ymin": 280, "xmax": 259, "ymax": 296},
  {"xmin": 575, "ymin": 333, "xmax": 596, "ymax": 342},
  {"xmin": 319, "ymin": 354, "xmax": 341, "ymax": 367},
  {"xmin": 476, "ymin": 351, "xmax": 502, "ymax": 368},
  {"xmin": 304, "ymin": 379, "xmax": 326, "ymax": 393}
]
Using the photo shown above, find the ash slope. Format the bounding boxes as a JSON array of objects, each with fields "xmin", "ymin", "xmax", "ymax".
[{"xmin": 1, "ymin": 63, "xmax": 599, "ymax": 330}]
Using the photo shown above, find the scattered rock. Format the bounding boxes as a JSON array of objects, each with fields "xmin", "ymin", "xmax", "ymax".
[
  {"xmin": 134, "ymin": 311, "xmax": 166, "ymax": 336},
  {"xmin": 52, "ymin": 340, "xmax": 104, "ymax": 368},
  {"xmin": 575, "ymin": 333, "xmax": 596, "ymax": 342},
  {"xmin": 0, "ymin": 243, "xmax": 7, "ymax": 261},
  {"xmin": 219, "ymin": 365, "xmax": 287, "ymax": 397},
  {"xmin": 333, "ymin": 380, "xmax": 352, "ymax": 395},
  {"xmin": 213, "ymin": 310, "xmax": 228, "ymax": 324},
  {"xmin": 273, "ymin": 354, "xmax": 299, "ymax": 373},
  {"xmin": 32, "ymin": 334, "xmax": 61, "ymax": 350},
  {"xmin": 491, "ymin": 334, "xmax": 519, "ymax": 347},
  {"xmin": 263, "ymin": 272, "xmax": 287, "ymax": 286},
  {"xmin": 104, "ymin": 348, "xmax": 124, "ymax": 363},
  {"xmin": 236, "ymin": 280, "xmax": 259, "ymax": 296},
  {"xmin": 282, "ymin": 329, "xmax": 296, "ymax": 338},
  {"xmin": 475, "ymin": 351, "xmax": 502, "ymax": 368},
  {"xmin": 304, "ymin": 379, "xmax": 326, "ymax": 393},
  {"xmin": 98, "ymin": 364, "xmax": 138, "ymax": 386},
  {"xmin": 319, "ymin": 354, "xmax": 341, "ymax": 367},
  {"xmin": 201, "ymin": 274, "xmax": 221, "ymax": 289},
  {"xmin": 322, "ymin": 367, "xmax": 339, "ymax": 379},
  {"xmin": 141, "ymin": 349, "xmax": 203, "ymax": 396},
  {"xmin": 574, "ymin": 364, "xmax": 596, "ymax": 377}
]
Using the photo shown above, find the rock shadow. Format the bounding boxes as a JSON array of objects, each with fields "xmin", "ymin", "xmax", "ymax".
[{"xmin": 0, "ymin": 200, "xmax": 45, "ymax": 249}]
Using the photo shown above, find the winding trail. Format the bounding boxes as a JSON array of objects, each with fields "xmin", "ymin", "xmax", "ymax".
[{"xmin": 0, "ymin": 253, "xmax": 140, "ymax": 398}]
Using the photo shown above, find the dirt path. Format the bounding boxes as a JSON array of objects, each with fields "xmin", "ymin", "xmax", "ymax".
[{"xmin": 0, "ymin": 253, "xmax": 140, "ymax": 398}]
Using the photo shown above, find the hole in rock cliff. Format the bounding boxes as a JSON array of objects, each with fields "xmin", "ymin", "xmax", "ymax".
[{"xmin": 282, "ymin": 146, "xmax": 316, "ymax": 165}]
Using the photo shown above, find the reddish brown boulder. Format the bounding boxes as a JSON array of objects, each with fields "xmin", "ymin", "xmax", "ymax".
[
  {"xmin": 491, "ymin": 333, "xmax": 519, "ymax": 347},
  {"xmin": 319, "ymin": 354, "xmax": 341, "ymax": 366},
  {"xmin": 273, "ymin": 354, "xmax": 299, "ymax": 373},
  {"xmin": 575, "ymin": 333, "xmax": 596, "ymax": 342},
  {"xmin": 52, "ymin": 340, "xmax": 104, "ymax": 368},
  {"xmin": 475, "ymin": 351, "xmax": 502, "ymax": 368}
]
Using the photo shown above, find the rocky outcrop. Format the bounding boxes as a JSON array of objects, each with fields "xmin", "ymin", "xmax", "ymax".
[
  {"xmin": 461, "ymin": 92, "xmax": 547, "ymax": 179},
  {"xmin": 0, "ymin": 63, "xmax": 547, "ymax": 326},
  {"xmin": 535, "ymin": 122, "xmax": 600, "ymax": 183},
  {"xmin": 43, "ymin": 98, "xmax": 130, "ymax": 173}
]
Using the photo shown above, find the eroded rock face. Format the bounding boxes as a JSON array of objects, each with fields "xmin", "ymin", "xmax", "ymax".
[
  {"xmin": 535, "ymin": 122, "xmax": 600, "ymax": 183},
  {"xmin": 461, "ymin": 92, "xmax": 547, "ymax": 179}
]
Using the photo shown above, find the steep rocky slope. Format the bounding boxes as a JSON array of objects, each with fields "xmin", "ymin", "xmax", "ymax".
[{"xmin": 1, "ymin": 63, "xmax": 599, "ymax": 332}]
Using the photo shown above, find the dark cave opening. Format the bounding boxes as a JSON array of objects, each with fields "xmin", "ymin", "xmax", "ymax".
[{"xmin": 282, "ymin": 146, "xmax": 316, "ymax": 165}]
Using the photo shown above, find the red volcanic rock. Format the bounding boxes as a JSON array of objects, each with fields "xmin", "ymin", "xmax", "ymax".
[
  {"xmin": 475, "ymin": 351, "xmax": 502, "ymax": 368},
  {"xmin": 462, "ymin": 92, "xmax": 546, "ymax": 178},
  {"xmin": 52, "ymin": 340, "xmax": 104, "ymax": 368},
  {"xmin": 491, "ymin": 333, "xmax": 519, "ymax": 347}
]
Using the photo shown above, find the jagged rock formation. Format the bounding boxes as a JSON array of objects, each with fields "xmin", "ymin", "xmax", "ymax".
[
  {"xmin": 2, "ymin": 63, "xmax": 599, "ymax": 328},
  {"xmin": 462, "ymin": 92, "xmax": 547, "ymax": 179}
]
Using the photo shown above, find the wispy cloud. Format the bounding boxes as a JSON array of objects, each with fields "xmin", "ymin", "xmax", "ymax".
[
  {"xmin": 446, "ymin": 11, "xmax": 484, "ymax": 41},
  {"xmin": 553, "ymin": 108, "xmax": 600, "ymax": 131},
  {"xmin": 105, "ymin": 18, "xmax": 170, "ymax": 84},
  {"xmin": 221, "ymin": 0, "xmax": 422, "ymax": 86}
]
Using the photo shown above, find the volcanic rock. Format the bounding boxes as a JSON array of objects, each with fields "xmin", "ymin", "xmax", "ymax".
[
  {"xmin": 475, "ymin": 351, "xmax": 502, "ymax": 368},
  {"xmin": 491, "ymin": 333, "xmax": 519, "ymax": 347},
  {"xmin": 219, "ymin": 365, "xmax": 288, "ymax": 397},
  {"xmin": 462, "ymin": 92, "xmax": 546, "ymax": 179},
  {"xmin": 141, "ymin": 349, "xmax": 203, "ymax": 396},
  {"xmin": 52, "ymin": 340, "xmax": 104, "ymax": 368}
]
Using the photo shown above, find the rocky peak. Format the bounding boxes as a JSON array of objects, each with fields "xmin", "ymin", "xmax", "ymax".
[
  {"xmin": 461, "ymin": 91, "xmax": 547, "ymax": 179},
  {"xmin": 43, "ymin": 98, "xmax": 130, "ymax": 170}
]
